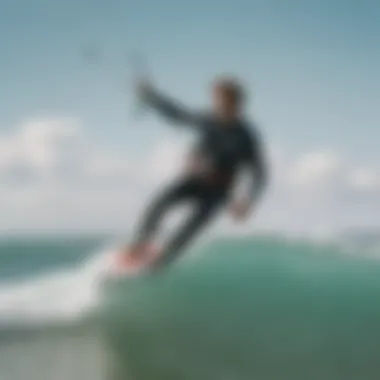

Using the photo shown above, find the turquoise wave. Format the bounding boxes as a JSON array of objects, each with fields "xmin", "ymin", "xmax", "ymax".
[
  {"xmin": 100, "ymin": 237, "xmax": 380, "ymax": 380},
  {"xmin": 1, "ymin": 236, "xmax": 380, "ymax": 379}
]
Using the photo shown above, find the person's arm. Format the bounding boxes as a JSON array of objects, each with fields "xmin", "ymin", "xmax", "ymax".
[
  {"xmin": 142, "ymin": 86, "xmax": 204, "ymax": 128},
  {"xmin": 228, "ymin": 127, "xmax": 267, "ymax": 221},
  {"xmin": 244, "ymin": 128, "xmax": 268, "ymax": 206}
]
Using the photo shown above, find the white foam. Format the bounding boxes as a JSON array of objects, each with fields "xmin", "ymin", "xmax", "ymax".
[{"xmin": 0, "ymin": 242, "xmax": 117, "ymax": 329}]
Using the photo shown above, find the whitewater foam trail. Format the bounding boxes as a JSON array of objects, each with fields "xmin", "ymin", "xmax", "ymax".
[
  {"xmin": 1, "ymin": 232, "xmax": 378, "ymax": 331},
  {"xmin": 0, "ymin": 242, "xmax": 115, "ymax": 330}
]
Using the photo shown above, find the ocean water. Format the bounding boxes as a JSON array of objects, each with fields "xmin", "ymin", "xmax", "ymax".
[{"xmin": 0, "ymin": 234, "xmax": 380, "ymax": 380}]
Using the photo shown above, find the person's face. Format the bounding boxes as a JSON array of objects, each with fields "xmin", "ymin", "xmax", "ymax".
[{"xmin": 212, "ymin": 85, "xmax": 239, "ymax": 121}]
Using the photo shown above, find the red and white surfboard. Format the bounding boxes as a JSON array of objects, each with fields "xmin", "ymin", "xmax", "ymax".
[{"xmin": 110, "ymin": 244, "xmax": 160, "ymax": 276}]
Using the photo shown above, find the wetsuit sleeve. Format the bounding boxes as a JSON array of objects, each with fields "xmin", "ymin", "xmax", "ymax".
[
  {"xmin": 244, "ymin": 128, "xmax": 268, "ymax": 204},
  {"xmin": 143, "ymin": 88, "xmax": 204, "ymax": 128}
]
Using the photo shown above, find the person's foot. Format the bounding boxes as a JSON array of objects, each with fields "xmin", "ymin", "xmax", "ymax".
[
  {"xmin": 115, "ymin": 242, "xmax": 159, "ymax": 269},
  {"xmin": 114, "ymin": 244, "xmax": 144, "ymax": 268},
  {"xmin": 127, "ymin": 242, "xmax": 154, "ymax": 260}
]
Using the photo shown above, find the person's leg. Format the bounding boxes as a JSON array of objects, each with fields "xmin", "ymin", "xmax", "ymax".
[
  {"xmin": 130, "ymin": 179, "xmax": 194, "ymax": 251},
  {"xmin": 149, "ymin": 196, "xmax": 224, "ymax": 271}
]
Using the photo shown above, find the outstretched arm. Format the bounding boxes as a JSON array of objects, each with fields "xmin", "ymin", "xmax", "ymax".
[{"xmin": 142, "ymin": 85, "xmax": 203, "ymax": 128}]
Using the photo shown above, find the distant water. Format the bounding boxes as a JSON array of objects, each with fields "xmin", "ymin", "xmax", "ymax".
[{"xmin": 1, "ymin": 234, "xmax": 380, "ymax": 380}]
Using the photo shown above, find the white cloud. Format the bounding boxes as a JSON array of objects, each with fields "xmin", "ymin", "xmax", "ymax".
[
  {"xmin": 0, "ymin": 118, "xmax": 82, "ymax": 176},
  {"xmin": 269, "ymin": 148, "xmax": 380, "ymax": 232},
  {"xmin": 348, "ymin": 167, "xmax": 380, "ymax": 193},
  {"xmin": 287, "ymin": 150, "xmax": 344, "ymax": 190},
  {"xmin": 143, "ymin": 137, "xmax": 187, "ymax": 183},
  {"xmin": 0, "ymin": 117, "xmax": 378, "ymax": 233},
  {"xmin": 0, "ymin": 118, "xmax": 141, "ymax": 232}
]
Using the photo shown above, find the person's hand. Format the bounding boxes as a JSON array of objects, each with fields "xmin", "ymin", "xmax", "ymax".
[
  {"xmin": 135, "ymin": 76, "xmax": 154, "ymax": 100},
  {"xmin": 228, "ymin": 198, "xmax": 253, "ymax": 221}
]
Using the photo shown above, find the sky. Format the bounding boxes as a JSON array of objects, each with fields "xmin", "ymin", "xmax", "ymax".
[{"xmin": 0, "ymin": 0, "xmax": 379, "ymax": 235}]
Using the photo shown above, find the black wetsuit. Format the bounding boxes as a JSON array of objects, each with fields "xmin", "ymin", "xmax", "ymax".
[{"xmin": 132, "ymin": 89, "xmax": 268, "ymax": 269}]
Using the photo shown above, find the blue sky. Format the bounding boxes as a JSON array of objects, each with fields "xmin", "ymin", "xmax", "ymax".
[
  {"xmin": 0, "ymin": 0, "xmax": 379, "ymax": 232},
  {"xmin": 1, "ymin": 0, "xmax": 379, "ymax": 158}
]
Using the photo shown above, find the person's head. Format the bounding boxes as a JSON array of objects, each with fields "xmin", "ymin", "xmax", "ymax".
[{"xmin": 211, "ymin": 75, "xmax": 246, "ymax": 121}]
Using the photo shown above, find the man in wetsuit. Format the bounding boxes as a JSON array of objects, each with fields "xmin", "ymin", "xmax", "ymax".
[{"xmin": 127, "ymin": 75, "xmax": 268, "ymax": 270}]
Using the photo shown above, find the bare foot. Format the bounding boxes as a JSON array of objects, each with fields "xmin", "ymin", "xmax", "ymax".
[{"xmin": 128, "ymin": 243, "xmax": 153, "ymax": 260}]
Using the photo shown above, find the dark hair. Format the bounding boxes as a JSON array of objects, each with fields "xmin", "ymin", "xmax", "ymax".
[{"xmin": 213, "ymin": 75, "xmax": 245, "ymax": 105}]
